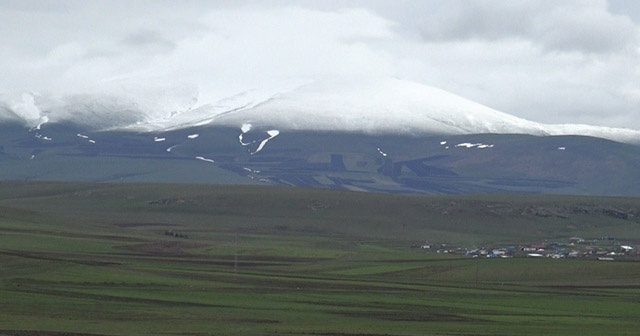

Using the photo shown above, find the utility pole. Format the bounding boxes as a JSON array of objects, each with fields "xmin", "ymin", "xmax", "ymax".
[
  {"xmin": 475, "ymin": 256, "xmax": 479, "ymax": 288},
  {"xmin": 234, "ymin": 231, "xmax": 238, "ymax": 277}
]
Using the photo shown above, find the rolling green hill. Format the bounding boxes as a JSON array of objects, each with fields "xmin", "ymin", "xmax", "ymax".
[{"xmin": 1, "ymin": 182, "xmax": 640, "ymax": 335}]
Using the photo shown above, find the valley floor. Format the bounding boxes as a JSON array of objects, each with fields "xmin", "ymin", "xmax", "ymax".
[{"xmin": 1, "ymin": 182, "xmax": 640, "ymax": 335}]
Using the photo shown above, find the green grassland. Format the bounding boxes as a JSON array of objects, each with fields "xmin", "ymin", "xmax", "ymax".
[{"xmin": 1, "ymin": 181, "xmax": 640, "ymax": 335}]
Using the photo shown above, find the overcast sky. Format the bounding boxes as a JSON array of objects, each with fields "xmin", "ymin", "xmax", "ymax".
[{"xmin": 1, "ymin": 0, "xmax": 639, "ymax": 129}]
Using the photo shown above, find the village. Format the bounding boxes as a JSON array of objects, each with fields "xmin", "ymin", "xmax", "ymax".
[{"xmin": 415, "ymin": 236, "xmax": 639, "ymax": 261}]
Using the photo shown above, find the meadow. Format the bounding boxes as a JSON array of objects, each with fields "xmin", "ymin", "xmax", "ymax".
[{"xmin": 1, "ymin": 181, "xmax": 640, "ymax": 335}]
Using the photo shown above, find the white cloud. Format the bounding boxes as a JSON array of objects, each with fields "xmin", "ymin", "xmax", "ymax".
[
  {"xmin": 533, "ymin": 2, "xmax": 637, "ymax": 53},
  {"xmin": 1, "ymin": 5, "xmax": 397, "ymax": 97},
  {"xmin": 408, "ymin": 0, "xmax": 640, "ymax": 127},
  {"xmin": 419, "ymin": 0, "xmax": 637, "ymax": 54},
  {"xmin": 0, "ymin": 0, "xmax": 638, "ymax": 130}
]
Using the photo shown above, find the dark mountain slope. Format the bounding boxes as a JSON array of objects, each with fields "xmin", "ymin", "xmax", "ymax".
[{"xmin": 1, "ymin": 123, "xmax": 639, "ymax": 195}]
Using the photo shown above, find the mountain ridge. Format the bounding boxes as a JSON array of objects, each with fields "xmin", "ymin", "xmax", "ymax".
[
  {"xmin": 2, "ymin": 121, "xmax": 640, "ymax": 196},
  {"xmin": 2, "ymin": 76, "xmax": 640, "ymax": 196},
  {"xmin": 1, "ymin": 76, "xmax": 639, "ymax": 144}
]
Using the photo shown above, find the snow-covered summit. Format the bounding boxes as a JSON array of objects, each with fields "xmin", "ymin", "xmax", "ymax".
[
  {"xmin": 210, "ymin": 77, "xmax": 640, "ymax": 144},
  {"xmin": 1, "ymin": 76, "xmax": 639, "ymax": 144},
  {"xmin": 213, "ymin": 77, "xmax": 550, "ymax": 136}
]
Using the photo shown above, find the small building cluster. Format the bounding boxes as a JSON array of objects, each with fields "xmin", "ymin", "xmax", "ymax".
[{"xmin": 415, "ymin": 236, "xmax": 639, "ymax": 261}]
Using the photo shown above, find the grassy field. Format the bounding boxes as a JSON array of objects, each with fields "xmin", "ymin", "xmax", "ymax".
[{"xmin": 1, "ymin": 181, "xmax": 640, "ymax": 335}]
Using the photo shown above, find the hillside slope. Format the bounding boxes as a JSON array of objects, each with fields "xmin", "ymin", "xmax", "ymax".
[{"xmin": 2, "ymin": 123, "xmax": 640, "ymax": 196}]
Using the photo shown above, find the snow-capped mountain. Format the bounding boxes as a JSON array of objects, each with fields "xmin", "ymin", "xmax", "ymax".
[
  {"xmin": 213, "ymin": 77, "xmax": 550, "ymax": 136},
  {"xmin": 210, "ymin": 77, "xmax": 640, "ymax": 144},
  {"xmin": 1, "ymin": 76, "xmax": 639, "ymax": 144}
]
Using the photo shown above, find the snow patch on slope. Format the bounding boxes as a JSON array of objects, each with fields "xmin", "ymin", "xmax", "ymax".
[
  {"xmin": 455, "ymin": 142, "xmax": 494, "ymax": 149},
  {"xmin": 253, "ymin": 130, "xmax": 280, "ymax": 155},
  {"xmin": 195, "ymin": 156, "xmax": 215, "ymax": 163},
  {"xmin": 377, "ymin": 147, "xmax": 388, "ymax": 157},
  {"xmin": 237, "ymin": 124, "xmax": 280, "ymax": 155},
  {"xmin": 239, "ymin": 123, "xmax": 252, "ymax": 146},
  {"xmin": 34, "ymin": 133, "xmax": 52, "ymax": 141},
  {"xmin": 544, "ymin": 124, "xmax": 640, "ymax": 145}
]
